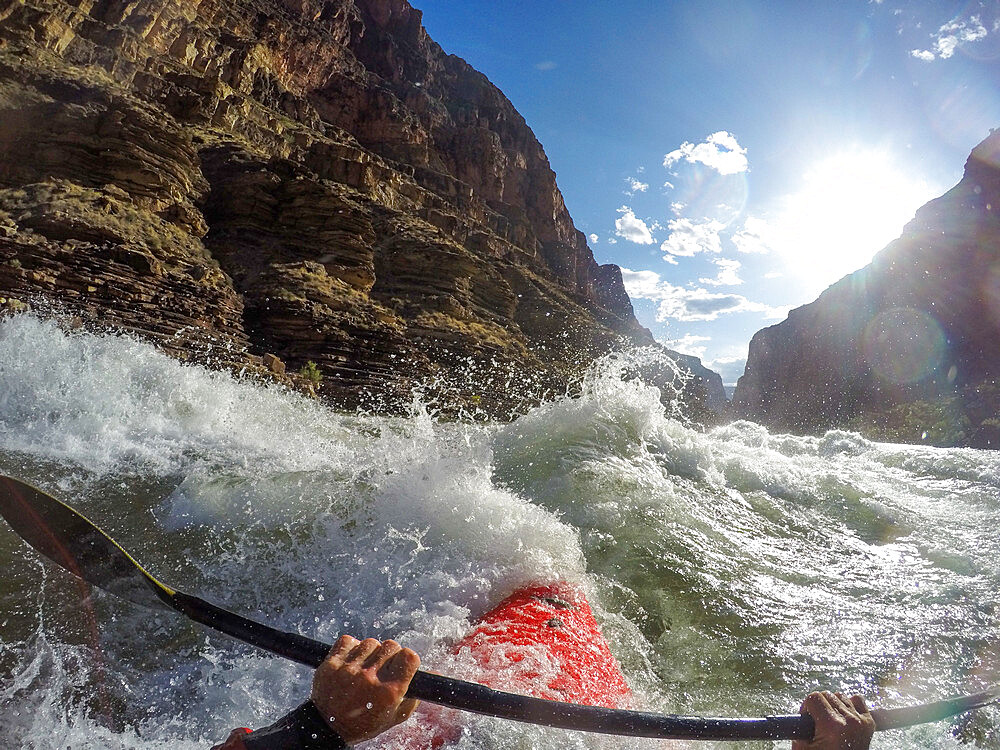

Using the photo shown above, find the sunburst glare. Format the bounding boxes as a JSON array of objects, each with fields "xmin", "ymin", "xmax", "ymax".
[{"xmin": 767, "ymin": 147, "xmax": 941, "ymax": 296}]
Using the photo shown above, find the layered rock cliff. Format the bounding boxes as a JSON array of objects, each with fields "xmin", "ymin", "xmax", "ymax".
[
  {"xmin": 0, "ymin": 0, "xmax": 723, "ymax": 417},
  {"xmin": 733, "ymin": 129, "xmax": 1000, "ymax": 446}
]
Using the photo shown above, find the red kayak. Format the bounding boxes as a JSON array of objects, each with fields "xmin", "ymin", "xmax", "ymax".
[
  {"xmin": 392, "ymin": 582, "xmax": 631, "ymax": 747},
  {"xmin": 454, "ymin": 583, "xmax": 632, "ymax": 706}
]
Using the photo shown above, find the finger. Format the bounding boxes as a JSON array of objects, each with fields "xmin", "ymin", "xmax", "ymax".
[
  {"xmin": 347, "ymin": 637, "xmax": 381, "ymax": 664},
  {"xmin": 379, "ymin": 647, "xmax": 421, "ymax": 685},
  {"xmin": 363, "ymin": 639, "xmax": 402, "ymax": 671},
  {"xmin": 328, "ymin": 634, "xmax": 360, "ymax": 664},
  {"xmin": 394, "ymin": 697, "xmax": 420, "ymax": 725},
  {"xmin": 802, "ymin": 691, "xmax": 834, "ymax": 716},
  {"xmin": 803, "ymin": 691, "xmax": 841, "ymax": 728},
  {"xmin": 850, "ymin": 694, "xmax": 872, "ymax": 716},
  {"xmin": 832, "ymin": 691, "xmax": 861, "ymax": 719}
]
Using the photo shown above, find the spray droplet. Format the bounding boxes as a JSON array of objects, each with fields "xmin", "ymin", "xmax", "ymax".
[{"xmin": 366, "ymin": 702, "xmax": 373, "ymax": 710}]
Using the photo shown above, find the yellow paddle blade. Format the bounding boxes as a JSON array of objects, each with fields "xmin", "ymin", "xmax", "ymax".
[{"xmin": 0, "ymin": 475, "xmax": 175, "ymax": 610}]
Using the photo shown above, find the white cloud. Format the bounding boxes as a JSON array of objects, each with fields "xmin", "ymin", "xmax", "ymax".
[
  {"xmin": 663, "ymin": 131, "xmax": 749, "ymax": 176},
  {"xmin": 730, "ymin": 216, "xmax": 773, "ymax": 254},
  {"xmin": 655, "ymin": 286, "xmax": 785, "ymax": 323},
  {"xmin": 704, "ymin": 355, "xmax": 748, "ymax": 386},
  {"xmin": 620, "ymin": 268, "xmax": 666, "ymax": 299},
  {"xmin": 707, "ymin": 354, "xmax": 745, "ymax": 367},
  {"xmin": 663, "ymin": 180, "xmax": 675, "ymax": 190},
  {"xmin": 699, "ymin": 257, "xmax": 743, "ymax": 286},
  {"xmin": 534, "ymin": 60, "xmax": 558, "ymax": 71},
  {"xmin": 625, "ymin": 177, "xmax": 649, "ymax": 195},
  {"xmin": 607, "ymin": 237, "xmax": 617, "ymax": 245},
  {"xmin": 670, "ymin": 201, "xmax": 686, "ymax": 215},
  {"xmin": 615, "ymin": 206, "xmax": 655, "ymax": 245},
  {"xmin": 588, "ymin": 233, "xmax": 599, "ymax": 244},
  {"xmin": 910, "ymin": 14, "xmax": 990, "ymax": 60},
  {"xmin": 660, "ymin": 218, "xmax": 725, "ymax": 258},
  {"xmin": 620, "ymin": 267, "xmax": 787, "ymax": 322},
  {"xmin": 763, "ymin": 271, "xmax": 783, "ymax": 279},
  {"xmin": 937, "ymin": 16, "xmax": 988, "ymax": 57},
  {"xmin": 665, "ymin": 334, "xmax": 711, "ymax": 359}
]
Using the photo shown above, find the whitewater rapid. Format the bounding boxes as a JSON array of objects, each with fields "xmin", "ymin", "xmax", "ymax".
[{"xmin": 1, "ymin": 315, "xmax": 998, "ymax": 749}]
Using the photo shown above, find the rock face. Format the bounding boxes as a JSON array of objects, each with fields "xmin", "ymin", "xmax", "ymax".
[
  {"xmin": 733, "ymin": 130, "xmax": 1000, "ymax": 446},
  {"xmin": 0, "ymin": 0, "xmax": 724, "ymax": 416}
]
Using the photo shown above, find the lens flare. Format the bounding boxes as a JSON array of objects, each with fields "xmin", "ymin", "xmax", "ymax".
[
  {"xmin": 919, "ymin": 72, "xmax": 1000, "ymax": 153},
  {"xmin": 861, "ymin": 308, "xmax": 947, "ymax": 385},
  {"xmin": 764, "ymin": 147, "xmax": 940, "ymax": 297},
  {"xmin": 667, "ymin": 162, "xmax": 748, "ymax": 227}
]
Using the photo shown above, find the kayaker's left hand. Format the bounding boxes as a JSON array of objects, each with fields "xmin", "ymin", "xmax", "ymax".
[
  {"xmin": 311, "ymin": 635, "xmax": 421, "ymax": 745},
  {"xmin": 792, "ymin": 691, "xmax": 875, "ymax": 750}
]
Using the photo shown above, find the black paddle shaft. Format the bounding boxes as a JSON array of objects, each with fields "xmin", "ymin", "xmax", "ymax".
[
  {"xmin": 169, "ymin": 591, "xmax": 998, "ymax": 741},
  {"xmin": 170, "ymin": 591, "xmax": 816, "ymax": 740}
]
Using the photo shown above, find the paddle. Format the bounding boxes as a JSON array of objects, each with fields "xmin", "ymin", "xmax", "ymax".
[{"xmin": 0, "ymin": 475, "xmax": 995, "ymax": 741}]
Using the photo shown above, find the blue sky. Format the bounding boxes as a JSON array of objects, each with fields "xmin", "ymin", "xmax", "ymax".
[{"xmin": 418, "ymin": 1, "xmax": 1000, "ymax": 385}]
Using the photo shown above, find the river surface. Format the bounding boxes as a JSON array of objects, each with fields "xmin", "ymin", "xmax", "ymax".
[{"xmin": 1, "ymin": 314, "xmax": 999, "ymax": 749}]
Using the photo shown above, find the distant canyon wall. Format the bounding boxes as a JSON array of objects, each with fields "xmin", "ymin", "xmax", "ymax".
[
  {"xmin": 0, "ymin": 0, "xmax": 723, "ymax": 417},
  {"xmin": 733, "ymin": 130, "xmax": 1000, "ymax": 447}
]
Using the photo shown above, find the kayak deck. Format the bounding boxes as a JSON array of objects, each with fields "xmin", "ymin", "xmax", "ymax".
[{"xmin": 453, "ymin": 583, "xmax": 632, "ymax": 708}]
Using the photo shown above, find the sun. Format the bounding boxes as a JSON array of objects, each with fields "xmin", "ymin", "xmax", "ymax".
[{"xmin": 768, "ymin": 147, "xmax": 940, "ymax": 296}]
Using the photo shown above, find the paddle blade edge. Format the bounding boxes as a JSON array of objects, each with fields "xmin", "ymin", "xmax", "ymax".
[{"xmin": 0, "ymin": 475, "xmax": 174, "ymax": 611}]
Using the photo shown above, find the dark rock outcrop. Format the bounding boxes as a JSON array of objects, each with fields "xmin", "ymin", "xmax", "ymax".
[
  {"xmin": 733, "ymin": 129, "xmax": 1000, "ymax": 446},
  {"xmin": 0, "ymin": 0, "xmax": 723, "ymax": 416}
]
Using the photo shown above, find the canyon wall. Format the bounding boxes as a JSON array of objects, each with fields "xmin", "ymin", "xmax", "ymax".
[{"xmin": 0, "ymin": 0, "xmax": 723, "ymax": 417}]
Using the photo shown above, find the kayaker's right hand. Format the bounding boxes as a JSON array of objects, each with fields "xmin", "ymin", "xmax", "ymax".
[
  {"xmin": 311, "ymin": 635, "xmax": 421, "ymax": 745},
  {"xmin": 792, "ymin": 691, "xmax": 875, "ymax": 750}
]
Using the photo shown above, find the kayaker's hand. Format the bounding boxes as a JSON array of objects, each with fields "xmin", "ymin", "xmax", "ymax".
[
  {"xmin": 311, "ymin": 635, "xmax": 421, "ymax": 745},
  {"xmin": 792, "ymin": 691, "xmax": 875, "ymax": 750}
]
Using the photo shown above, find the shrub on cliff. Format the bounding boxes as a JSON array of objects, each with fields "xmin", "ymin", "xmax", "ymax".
[{"xmin": 299, "ymin": 361, "xmax": 323, "ymax": 385}]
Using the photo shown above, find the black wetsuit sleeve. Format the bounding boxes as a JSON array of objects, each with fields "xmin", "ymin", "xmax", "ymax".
[{"xmin": 242, "ymin": 701, "xmax": 348, "ymax": 749}]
